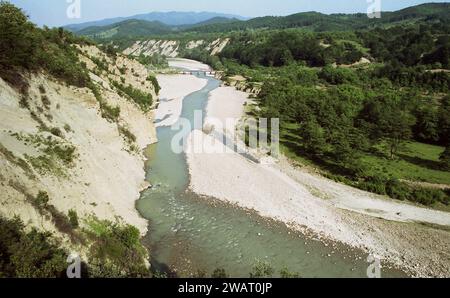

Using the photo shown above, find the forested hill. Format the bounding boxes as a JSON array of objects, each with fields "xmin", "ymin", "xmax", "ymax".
[
  {"xmin": 186, "ymin": 3, "xmax": 450, "ymax": 33},
  {"xmin": 66, "ymin": 11, "xmax": 246, "ymax": 32},
  {"xmin": 76, "ymin": 3, "xmax": 450, "ymax": 40},
  {"xmin": 77, "ymin": 19, "xmax": 175, "ymax": 39}
]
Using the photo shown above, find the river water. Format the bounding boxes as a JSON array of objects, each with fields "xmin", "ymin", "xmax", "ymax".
[{"xmin": 136, "ymin": 68, "xmax": 407, "ymax": 278}]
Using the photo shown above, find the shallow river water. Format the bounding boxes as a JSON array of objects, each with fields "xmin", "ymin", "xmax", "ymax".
[{"xmin": 136, "ymin": 69, "xmax": 407, "ymax": 277}]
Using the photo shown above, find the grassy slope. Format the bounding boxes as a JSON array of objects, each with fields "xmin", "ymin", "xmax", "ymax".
[
  {"xmin": 281, "ymin": 121, "xmax": 449, "ymax": 185},
  {"xmin": 362, "ymin": 142, "xmax": 450, "ymax": 185}
]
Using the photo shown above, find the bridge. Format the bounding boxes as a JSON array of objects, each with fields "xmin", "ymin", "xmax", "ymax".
[{"xmin": 178, "ymin": 71, "xmax": 219, "ymax": 76}]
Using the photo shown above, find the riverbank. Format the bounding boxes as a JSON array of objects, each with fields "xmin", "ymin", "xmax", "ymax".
[
  {"xmin": 155, "ymin": 74, "xmax": 208, "ymax": 127},
  {"xmin": 184, "ymin": 68, "xmax": 450, "ymax": 277}
]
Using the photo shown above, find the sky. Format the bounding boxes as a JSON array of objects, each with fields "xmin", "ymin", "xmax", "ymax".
[{"xmin": 10, "ymin": 0, "xmax": 450, "ymax": 27}]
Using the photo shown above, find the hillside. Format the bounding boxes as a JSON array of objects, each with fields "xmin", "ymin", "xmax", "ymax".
[
  {"xmin": 186, "ymin": 3, "xmax": 450, "ymax": 33},
  {"xmin": 0, "ymin": 3, "xmax": 159, "ymax": 277},
  {"xmin": 77, "ymin": 19, "xmax": 174, "ymax": 39},
  {"xmin": 66, "ymin": 11, "xmax": 247, "ymax": 32},
  {"xmin": 75, "ymin": 3, "xmax": 450, "ymax": 43}
]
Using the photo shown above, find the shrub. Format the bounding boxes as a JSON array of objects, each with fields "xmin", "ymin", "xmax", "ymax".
[
  {"xmin": 64, "ymin": 124, "xmax": 72, "ymax": 133},
  {"xmin": 88, "ymin": 82, "xmax": 121, "ymax": 122},
  {"xmin": 136, "ymin": 53, "xmax": 168, "ymax": 69},
  {"xmin": 211, "ymin": 268, "xmax": 228, "ymax": 278},
  {"xmin": 84, "ymin": 218, "xmax": 150, "ymax": 278},
  {"xmin": 440, "ymin": 146, "xmax": 450, "ymax": 170},
  {"xmin": 118, "ymin": 125, "xmax": 136, "ymax": 144},
  {"xmin": 41, "ymin": 95, "xmax": 50, "ymax": 108},
  {"xmin": 279, "ymin": 267, "xmax": 301, "ymax": 278},
  {"xmin": 412, "ymin": 189, "xmax": 436, "ymax": 206},
  {"xmin": 43, "ymin": 144, "xmax": 77, "ymax": 165},
  {"xmin": 35, "ymin": 191, "xmax": 49, "ymax": 208},
  {"xmin": 319, "ymin": 66, "xmax": 359, "ymax": 85},
  {"xmin": 386, "ymin": 179, "xmax": 410, "ymax": 201},
  {"xmin": 359, "ymin": 176, "xmax": 387, "ymax": 195},
  {"xmin": 111, "ymin": 81, "xmax": 153, "ymax": 111},
  {"xmin": 146, "ymin": 75, "xmax": 160, "ymax": 95},
  {"xmin": 0, "ymin": 216, "xmax": 67, "ymax": 278},
  {"xmin": 249, "ymin": 260, "xmax": 274, "ymax": 278},
  {"xmin": 50, "ymin": 127, "xmax": 63, "ymax": 138},
  {"xmin": 68, "ymin": 210, "xmax": 79, "ymax": 229},
  {"xmin": 100, "ymin": 103, "xmax": 121, "ymax": 122},
  {"xmin": 38, "ymin": 84, "xmax": 46, "ymax": 94},
  {"xmin": 411, "ymin": 188, "xmax": 449, "ymax": 206},
  {"xmin": 91, "ymin": 56, "xmax": 108, "ymax": 72}
]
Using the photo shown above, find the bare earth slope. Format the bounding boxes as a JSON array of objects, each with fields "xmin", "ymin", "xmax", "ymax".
[{"xmin": 0, "ymin": 46, "xmax": 157, "ymax": 252}]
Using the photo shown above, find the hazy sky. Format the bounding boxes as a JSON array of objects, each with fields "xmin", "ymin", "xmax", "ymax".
[{"xmin": 10, "ymin": 0, "xmax": 450, "ymax": 27}]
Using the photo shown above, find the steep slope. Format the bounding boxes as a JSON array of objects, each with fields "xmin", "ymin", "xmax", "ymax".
[
  {"xmin": 122, "ymin": 38, "xmax": 230, "ymax": 58},
  {"xmin": 0, "ymin": 3, "xmax": 160, "ymax": 276},
  {"xmin": 0, "ymin": 45, "xmax": 157, "ymax": 241}
]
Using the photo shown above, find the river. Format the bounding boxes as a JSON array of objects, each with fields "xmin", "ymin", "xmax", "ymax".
[{"xmin": 136, "ymin": 61, "xmax": 407, "ymax": 278}]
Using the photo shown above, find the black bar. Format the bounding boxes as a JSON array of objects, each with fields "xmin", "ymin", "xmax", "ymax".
[{"xmin": 1, "ymin": 278, "xmax": 446, "ymax": 297}]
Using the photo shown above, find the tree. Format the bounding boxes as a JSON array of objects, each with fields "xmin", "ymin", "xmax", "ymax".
[
  {"xmin": 413, "ymin": 105, "xmax": 439, "ymax": 143},
  {"xmin": 0, "ymin": 1, "xmax": 39, "ymax": 69},
  {"xmin": 383, "ymin": 110, "xmax": 415, "ymax": 159},
  {"xmin": 319, "ymin": 66, "xmax": 358, "ymax": 85},
  {"xmin": 299, "ymin": 120, "xmax": 327, "ymax": 157},
  {"xmin": 440, "ymin": 146, "xmax": 450, "ymax": 170},
  {"xmin": 438, "ymin": 96, "xmax": 450, "ymax": 145},
  {"xmin": 358, "ymin": 96, "xmax": 415, "ymax": 159}
]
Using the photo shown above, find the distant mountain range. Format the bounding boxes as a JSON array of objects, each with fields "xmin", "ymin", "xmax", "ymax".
[
  {"xmin": 73, "ymin": 3, "xmax": 450, "ymax": 39},
  {"xmin": 187, "ymin": 3, "xmax": 450, "ymax": 33},
  {"xmin": 65, "ymin": 11, "xmax": 247, "ymax": 32}
]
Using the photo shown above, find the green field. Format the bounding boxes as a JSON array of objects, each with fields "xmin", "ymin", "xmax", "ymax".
[
  {"xmin": 280, "ymin": 122, "xmax": 450, "ymax": 185},
  {"xmin": 362, "ymin": 142, "xmax": 450, "ymax": 185}
]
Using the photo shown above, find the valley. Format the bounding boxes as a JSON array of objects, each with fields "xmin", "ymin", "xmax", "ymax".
[{"xmin": 1, "ymin": 1, "xmax": 450, "ymax": 279}]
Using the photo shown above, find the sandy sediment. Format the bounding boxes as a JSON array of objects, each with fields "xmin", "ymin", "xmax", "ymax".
[
  {"xmin": 204, "ymin": 86, "xmax": 248, "ymax": 132},
  {"xmin": 155, "ymin": 74, "xmax": 207, "ymax": 127}
]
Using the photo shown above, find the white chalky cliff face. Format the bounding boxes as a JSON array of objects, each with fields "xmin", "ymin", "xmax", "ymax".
[
  {"xmin": 123, "ymin": 38, "xmax": 230, "ymax": 58},
  {"xmin": 0, "ymin": 45, "xmax": 158, "ymax": 248}
]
